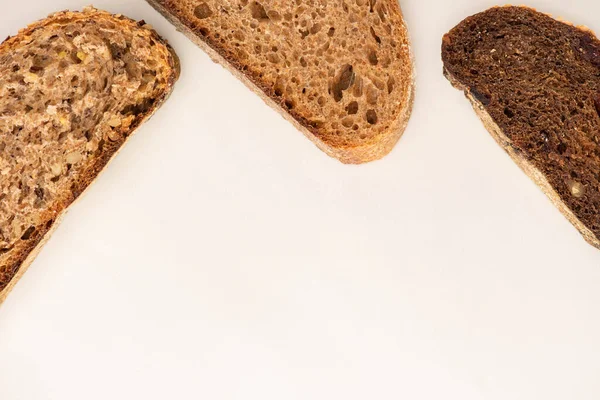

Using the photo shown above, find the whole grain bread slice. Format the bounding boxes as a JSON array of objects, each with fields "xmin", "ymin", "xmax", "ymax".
[
  {"xmin": 442, "ymin": 6, "xmax": 600, "ymax": 249},
  {"xmin": 0, "ymin": 7, "xmax": 179, "ymax": 304},
  {"xmin": 147, "ymin": 0, "xmax": 414, "ymax": 164}
]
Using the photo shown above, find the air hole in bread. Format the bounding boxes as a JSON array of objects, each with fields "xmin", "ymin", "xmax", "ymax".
[
  {"xmin": 250, "ymin": 2, "xmax": 269, "ymax": 21},
  {"xmin": 370, "ymin": 27, "xmax": 381, "ymax": 44},
  {"xmin": 29, "ymin": 65, "xmax": 44, "ymax": 74},
  {"xmin": 387, "ymin": 76, "xmax": 395, "ymax": 94},
  {"xmin": 366, "ymin": 85, "xmax": 378, "ymax": 105},
  {"xmin": 267, "ymin": 10, "xmax": 281, "ymax": 21},
  {"xmin": 342, "ymin": 117, "xmax": 353, "ymax": 127},
  {"xmin": 20, "ymin": 226, "xmax": 35, "ymax": 240},
  {"xmin": 346, "ymin": 101, "xmax": 359, "ymax": 115},
  {"xmin": 369, "ymin": 0, "xmax": 377, "ymax": 13},
  {"xmin": 332, "ymin": 64, "xmax": 354, "ymax": 102},
  {"xmin": 366, "ymin": 109, "xmax": 378, "ymax": 124},
  {"xmin": 377, "ymin": 5, "xmax": 386, "ymax": 22},
  {"xmin": 310, "ymin": 23, "xmax": 322, "ymax": 35},
  {"xmin": 194, "ymin": 3, "xmax": 213, "ymax": 19},
  {"xmin": 34, "ymin": 187, "xmax": 44, "ymax": 200},
  {"xmin": 557, "ymin": 143, "xmax": 567, "ymax": 154},
  {"xmin": 367, "ymin": 49, "xmax": 378, "ymax": 65}
]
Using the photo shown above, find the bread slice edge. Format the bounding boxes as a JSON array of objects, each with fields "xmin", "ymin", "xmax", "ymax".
[{"xmin": 146, "ymin": 0, "xmax": 415, "ymax": 164}]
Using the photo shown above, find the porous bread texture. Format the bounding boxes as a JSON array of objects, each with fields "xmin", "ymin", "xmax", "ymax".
[
  {"xmin": 0, "ymin": 7, "xmax": 179, "ymax": 301},
  {"xmin": 148, "ymin": 0, "xmax": 414, "ymax": 163},
  {"xmin": 442, "ymin": 6, "xmax": 600, "ymax": 249}
]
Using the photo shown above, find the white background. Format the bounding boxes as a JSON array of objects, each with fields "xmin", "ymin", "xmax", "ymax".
[{"xmin": 1, "ymin": 0, "xmax": 600, "ymax": 398}]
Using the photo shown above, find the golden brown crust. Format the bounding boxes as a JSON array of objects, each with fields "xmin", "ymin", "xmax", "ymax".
[
  {"xmin": 0, "ymin": 8, "xmax": 179, "ymax": 304},
  {"xmin": 146, "ymin": 0, "xmax": 414, "ymax": 164}
]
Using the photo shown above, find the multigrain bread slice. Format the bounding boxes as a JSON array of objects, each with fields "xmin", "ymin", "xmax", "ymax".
[
  {"xmin": 0, "ymin": 7, "xmax": 179, "ymax": 304},
  {"xmin": 147, "ymin": 0, "xmax": 414, "ymax": 164},
  {"xmin": 442, "ymin": 6, "xmax": 600, "ymax": 249}
]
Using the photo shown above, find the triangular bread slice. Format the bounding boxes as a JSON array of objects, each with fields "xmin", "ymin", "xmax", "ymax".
[
  {"xmin": 442, "ymin": 6, "xmax": 600, "ymax": 249},
  {"xmin": 0, "ymin": 7, "xmax": 179, "ymax": 304},
  {"xmin": 147, "ymin": 0, "xmax": 414, "ymax": 163}
]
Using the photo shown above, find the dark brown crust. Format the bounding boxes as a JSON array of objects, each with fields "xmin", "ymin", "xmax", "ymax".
[
  {"xmin": 0, "ymin": 8, "xmax": 180, "ymax": 303},
  {"xmin": 146, "ymin": 0, "xmax": 415, "ymax": 164}
]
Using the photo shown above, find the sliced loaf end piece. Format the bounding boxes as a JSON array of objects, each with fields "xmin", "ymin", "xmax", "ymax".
[
  {"xmin": 147, "ymin": 0, "xmax": 414, "ymax": 164},
  {"xmin": 442, "ymin": 6, "xmax": 600, "ymax": 249}
]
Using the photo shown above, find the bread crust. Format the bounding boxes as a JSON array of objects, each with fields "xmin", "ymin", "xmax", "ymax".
[
  {"xmin": 146, "ymin": 0, "xmax": 414, "ymax": 164},
  {"xmin": 0, "ymin": 8, "xmax": 180, "ymax": 305},
  {"xmin": 444, "ymin": 69, "xmax": 600, "ymax": 249}
]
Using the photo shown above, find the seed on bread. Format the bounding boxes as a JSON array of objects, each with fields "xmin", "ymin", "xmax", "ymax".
[
  {"xmin": 65, "ymin": 151, "xmax": 82, "ymax": 165},
  {"xmin": 569, "ymin": 181, "xmax": 586, "ymax": 198}
]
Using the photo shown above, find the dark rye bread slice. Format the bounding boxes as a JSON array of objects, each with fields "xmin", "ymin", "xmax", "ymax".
[
  {"xmin": 147, "ymin": 0, "xmax": 414, "ymax": 164},
  {"xmin": 0, "ymin": 7, "xmax": 179, "ymax": 304},
  {"xmin": 442, "ymin": 6, "xmax": 600, "ymax": 249}
]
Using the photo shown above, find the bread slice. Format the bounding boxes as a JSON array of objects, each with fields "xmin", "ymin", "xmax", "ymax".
[
  {"xmin": 146, "ymin": 0, "xmax": 414, "ymax": 164},
  {"xmin": 0, "ymin": 7, "xmax": 179, "ymax": 304},
  {"xmin": 442, "ymin": 6, "xmax": 600, "ymax": 249}
]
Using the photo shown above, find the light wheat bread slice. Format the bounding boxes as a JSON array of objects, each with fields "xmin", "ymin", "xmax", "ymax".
[
  {"xmin": 442, "ymin": 6, "xmax": 600, "ymax": 249},
  {"xmin": 147, "ymin": 0, "xmax": 414, "ymax": 164},
  {"xmin": 0, "ymin": 7, "xmax": 180, "ymax": 305}
]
